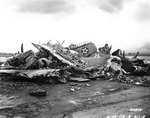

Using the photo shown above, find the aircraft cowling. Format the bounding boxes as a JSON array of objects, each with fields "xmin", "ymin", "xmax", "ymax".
[{"xmin": 39, "ymin": 58, "xmax": 50, "ymax": 68}]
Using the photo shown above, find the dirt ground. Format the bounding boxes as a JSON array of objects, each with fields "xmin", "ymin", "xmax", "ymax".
[{"xmin": 0, "ymin": 76, "xmax": 149, "ymax": 118}]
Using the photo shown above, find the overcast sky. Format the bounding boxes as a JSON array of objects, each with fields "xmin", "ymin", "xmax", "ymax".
[{"xmin": 0, "ymin": 0, "xmax": 150, "ymax": 53}]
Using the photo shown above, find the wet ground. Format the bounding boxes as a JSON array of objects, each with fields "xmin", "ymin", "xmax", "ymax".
[{"xmin": 0, "ymin": 76, "xmax": 149, "ymax": 118}]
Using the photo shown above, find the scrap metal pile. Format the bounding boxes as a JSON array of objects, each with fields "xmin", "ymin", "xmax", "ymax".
[{"xmin": 0, "ymin": 41, "xmax": 150, "ymax": 86}]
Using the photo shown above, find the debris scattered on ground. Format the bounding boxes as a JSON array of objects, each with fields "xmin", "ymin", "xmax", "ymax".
[
  {"xmin": 0, "ymin": 40, "xmax": 150, "ymax": 87},
  {"xmin": 94, "ymin": 91, "xmax": 104, "ymax": 96},
  {"xmin": 68, "ymin": 83, "xmax": 82, "ymax": 92},
  {"xmin": 85, "ymin": 83, "xmax": 90, "ymax": 87},
  {"xmin": 29, "ymin": 88, "xmax": 47, "ymax": 97}
]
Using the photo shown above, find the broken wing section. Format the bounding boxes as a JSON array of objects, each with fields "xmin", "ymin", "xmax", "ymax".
[{"xmin": 35, "ymin": 42, "xmax": 86, "ymax": 69}]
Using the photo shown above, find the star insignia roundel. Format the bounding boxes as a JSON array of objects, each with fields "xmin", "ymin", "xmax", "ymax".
[{"xmin": 81, "ymin": 47, "xmax": 89, "ymax": 55}]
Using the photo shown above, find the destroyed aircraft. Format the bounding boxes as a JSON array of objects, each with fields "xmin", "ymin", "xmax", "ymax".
[
  {"xmin": 112, "ymin": 49, "xmax": 150, "ymax": 76},
  {"xmin": 0, "ymin": 41, "xmax": 111, "ymax": 83},
  {"xmin": 0, "ymin": 40, "xmax": 150, "ymax": 86}
]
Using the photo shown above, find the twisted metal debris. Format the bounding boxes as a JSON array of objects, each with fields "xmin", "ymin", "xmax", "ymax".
[{"xmin": 0, "ymin": 41, "xmax": 150, "ymax": 86}]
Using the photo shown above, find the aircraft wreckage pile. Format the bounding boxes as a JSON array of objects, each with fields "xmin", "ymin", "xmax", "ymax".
[{"xmin": 0, "ymin": 41, "xmax": 150, "ymax": 86}]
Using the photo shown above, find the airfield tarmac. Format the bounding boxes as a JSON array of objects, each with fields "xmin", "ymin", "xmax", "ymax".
[{"xmin": 0, "ymin": 76, "xmax": 149, "ymax": 118}]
